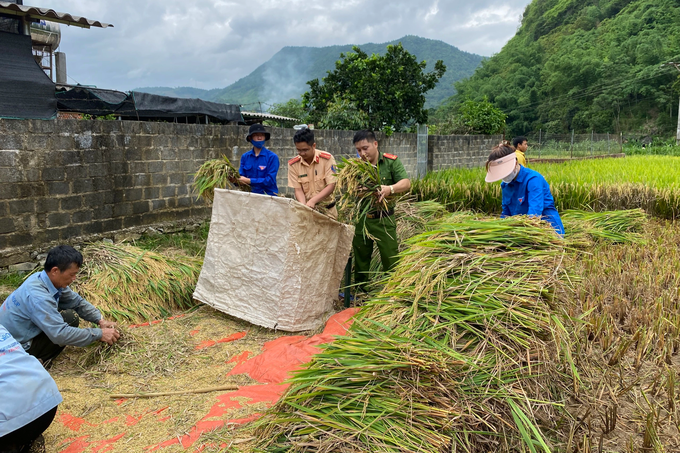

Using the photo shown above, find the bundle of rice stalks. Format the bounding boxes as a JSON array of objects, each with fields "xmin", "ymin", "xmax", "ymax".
[
  {"xmin": 561, "ymin": 209, "xmax": 647, "ymax": 245},
  {"xmin": 368, "ymin": 200, "xmax": 450, "ymax": 278},
  {"xmin": 72, "ymin": 242, "xmax": 203, "ymax": 323},
  {"xmin": 193, "ymin": 155, "xmax": 247, "ymax": 202},
  {"xmin": 256, "ymin": 216, "xmax": 576, "ymax": 453},
  {"xmin": 393, "ymin": 198, "xmax": 449, "ymax": 245},
  {"xmin": 334, "ymin": 157, "xmax": 389, "ymax": 226}
]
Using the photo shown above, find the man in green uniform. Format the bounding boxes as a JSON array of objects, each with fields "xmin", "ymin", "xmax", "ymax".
[{"xmin": 352, "ymin": 130, "xmax": 411, "ymax": 290}]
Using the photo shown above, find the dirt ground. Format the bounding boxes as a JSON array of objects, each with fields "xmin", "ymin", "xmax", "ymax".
[{"xmin": 43, "ymin": 305, "xmax": 356, "ymax": 453}]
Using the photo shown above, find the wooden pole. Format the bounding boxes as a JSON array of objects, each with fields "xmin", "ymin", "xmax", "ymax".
[{"xmin": 109, "ymin": 385, "xmax": 239, "ymax": 399}]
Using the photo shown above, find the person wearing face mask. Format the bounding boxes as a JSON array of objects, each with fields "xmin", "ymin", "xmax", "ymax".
[
  {"xmin": 238, "ymin": 123, "xmax": 280, "ymax": 196},
  {"xmin": 485, "ymin": 141, "xmax": 564, "ymax": 235}
]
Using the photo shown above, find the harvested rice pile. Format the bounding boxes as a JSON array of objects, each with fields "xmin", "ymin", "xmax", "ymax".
[
  {"xmin": 393, "ymin": 199, "xmax": 449, "ymax": 248},
  {"xmin": 561, "ymin": 208, "xmax": 647, "ymax": 246},
  {"xmin": 72, "ymin": 242, "xmax": 202, "ymax": 323},
  {"xmin": 256, "ymin": 215, "xmax": 576, "ymax": 452},
  {"xmin": 369, "ymin": 201, "xmax": 644, "ymax": 281},
  {"xmin": 193, "ymin": 155, "xmax": 248, "ymax": 202},
  {"xmin": 368, "ymin": 200, "xmax": 449, "ymax": 278}
]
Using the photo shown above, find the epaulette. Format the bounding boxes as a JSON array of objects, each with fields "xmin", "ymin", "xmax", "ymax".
[
  {"xmin": 288, "ymin": 156, "xmax": 301, "ymax": 165},
  {"xmin": 383, "ymin": 153, "xmax": 397, "ymax": 160},
  {"xmin": 319, "ymin": 151, "xmax": 332, "ymax": 160}
]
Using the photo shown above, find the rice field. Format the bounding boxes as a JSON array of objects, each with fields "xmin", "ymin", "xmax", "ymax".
[
  {"xmin": 413, "ymin": 156, "xmax": 680, "ymax": 218},
  {"xmin": 561, "ymin": 220, "xmax": 680, "ymax": 452}
]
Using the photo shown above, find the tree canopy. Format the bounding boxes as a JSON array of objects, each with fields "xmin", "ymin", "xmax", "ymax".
[
  {"xmin": 303, "ymin": 43, "xmax": 446, "ymax": 132},
  {"xmin": 434, "ymin": 0, "xmax": 680, "ymax": 136},
  {"xmin": 266, "ymin": 98, "xmax": 307, "ymax": 127}
]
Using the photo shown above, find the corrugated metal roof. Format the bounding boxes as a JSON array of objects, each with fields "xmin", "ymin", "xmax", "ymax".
[
  {"xmin": 241, "ymin": 111, "xmax": 300, "ymax": 122},
  {"xmin": 0, "ymin": 2, "xmax": 113, "ymax": 28}
]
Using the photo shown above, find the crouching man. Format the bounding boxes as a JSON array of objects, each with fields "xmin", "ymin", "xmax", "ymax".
[{"xmin": 0, "ymin": 245, "xmax": 120, "ymax": 367}]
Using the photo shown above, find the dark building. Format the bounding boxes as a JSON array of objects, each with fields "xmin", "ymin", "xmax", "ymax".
[
  {"xmin": 0, "ymin": 2, "xmax": 243, "ymax": 124},
  {"xmin": 0, "ymin": 1, "xmax": 113, "ymax": 119}
]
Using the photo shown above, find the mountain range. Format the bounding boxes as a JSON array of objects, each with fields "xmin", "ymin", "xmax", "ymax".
[{"xmin": 135, "ymin": 35, "xmax": 484, "ymax": 110}]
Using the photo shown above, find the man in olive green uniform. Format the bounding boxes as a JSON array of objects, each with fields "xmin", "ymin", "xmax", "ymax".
[
  {"xmin": 352, "ymin": 130, "xmax": 411, "ymax": 289},
  {"xmin": 288, "ymin": 128, "xmax": 338, "ymax": 219}
]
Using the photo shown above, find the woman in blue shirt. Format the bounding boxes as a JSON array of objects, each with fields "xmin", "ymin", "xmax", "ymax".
[
  {"xmin": 485, "ymin": 141, "xmax": 564, "ymax": 235},
  {"xmin": 238, "ymin": 124, "xmax": 280, "ymax": 195}
]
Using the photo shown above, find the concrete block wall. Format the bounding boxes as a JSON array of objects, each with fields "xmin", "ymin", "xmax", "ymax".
[
  {"xmin": 428, "ymin": 134, "xmax": 503, "ymax": 171},
  {"xmin": 0, "ymin": 119, "xmax": 495, "ymax": 266}
]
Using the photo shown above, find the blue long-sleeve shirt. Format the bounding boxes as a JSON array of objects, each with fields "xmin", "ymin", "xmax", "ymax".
[
  {"xmin": 500, "ymin": 165, "xmax": 565, "ymax": 235},
  {"xmin": 0, "ymin": 271, "xmax": 103, "ymax": 350},
  {"xmin": 239, "ymin": 147, "xmax": 280, "ymax": 195},
  {"xmin": 0, "ymin": 324, "xmax": 62, "ymax": 437}
]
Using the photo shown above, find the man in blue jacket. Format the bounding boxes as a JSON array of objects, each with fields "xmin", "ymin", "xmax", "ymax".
[
  {"xmin": 238, "ymin": 123, "xmax": 280, "ymax": 195},
  {"xmin": 0, "ymin": 324, "xmax": 62, "ymax": 452},
  {"xmin": 0, "ymin": 245, "xmax": 120, "ymax": 367}
]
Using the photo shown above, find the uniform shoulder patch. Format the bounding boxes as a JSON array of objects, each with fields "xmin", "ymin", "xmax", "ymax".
[
  {"xmin": 319, "ymin": 151, "xmax": 332, "ymax": 160},
  {"xmin": 383, "ymin": 153, "xmax": 397, "ymax": 160},
  {"xmin": 288, "ymin": 156, "xmax": 301, "ymax": 165}
]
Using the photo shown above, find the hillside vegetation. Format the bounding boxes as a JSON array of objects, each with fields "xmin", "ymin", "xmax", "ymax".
[{"xmin": 437, "ymin": 0, "xmax": 680, "ymax": 136}]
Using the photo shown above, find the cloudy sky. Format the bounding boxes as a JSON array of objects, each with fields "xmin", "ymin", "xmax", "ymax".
[{"xmin": 46, "ymin": 0, "xmax": 532, "ymax": 92}]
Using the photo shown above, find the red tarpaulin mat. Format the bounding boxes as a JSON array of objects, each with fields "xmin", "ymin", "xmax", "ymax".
[{"xmin": 57, "ymin": 308, "xmax": 359, "ymax": 453}]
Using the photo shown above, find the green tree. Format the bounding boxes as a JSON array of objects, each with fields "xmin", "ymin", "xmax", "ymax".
[
  {"xmin": 458, "ymin": 98, "xmax": 507, "ymax": 134},
  {"xmin": 304, "ymin": 43, "xmax": 446, "ymax": 131},
  {"xmin": 318, "ymin": 94, "xmax": 369, "ymax": 131},
  {"xmin": 431, "ymin": 98, "xmax": 506, "ymax": 135},
  {"xmin": 266, "ymin": 98, "xmax": 307, "ymax": 127}
]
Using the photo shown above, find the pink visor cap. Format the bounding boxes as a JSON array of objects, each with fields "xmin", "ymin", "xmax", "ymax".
[{"xmin": 485, "ymin": 153, "xmax": 517, "ymax": 183}]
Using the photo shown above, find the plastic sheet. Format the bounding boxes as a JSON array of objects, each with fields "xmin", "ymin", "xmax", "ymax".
[{"xmin": 193, "ymin": 189, "xmax": 354, "ymax": 331}]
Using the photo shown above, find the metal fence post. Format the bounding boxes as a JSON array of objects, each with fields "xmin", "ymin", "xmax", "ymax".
[
  {"xmin": 570, "ymin": 130, "xmax": 574, "ymax": 159},
  {"xmin": 538, "ymin": 129, "xmax": 542, "ymax": 158},
  {"xmin": 591, "ymin": 130, "xmax": 594, "ymax": 156},
  {"xmin": 607, "ymin": 132, "xmax": 610, "ymax": 154}
]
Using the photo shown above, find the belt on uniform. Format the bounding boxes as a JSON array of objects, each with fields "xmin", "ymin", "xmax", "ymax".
[{"xmin": 366, "ymin": 209, "xmax": 394, "ymax": 219}]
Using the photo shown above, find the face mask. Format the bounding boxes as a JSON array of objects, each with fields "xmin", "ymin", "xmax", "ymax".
[
  {"xmin": 502, "ymin": 165, "xmax": 520, "ymax": 183},
  {"xmin": 251, "ymin": 140, "xmax": 265, "ymax": 149}
]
